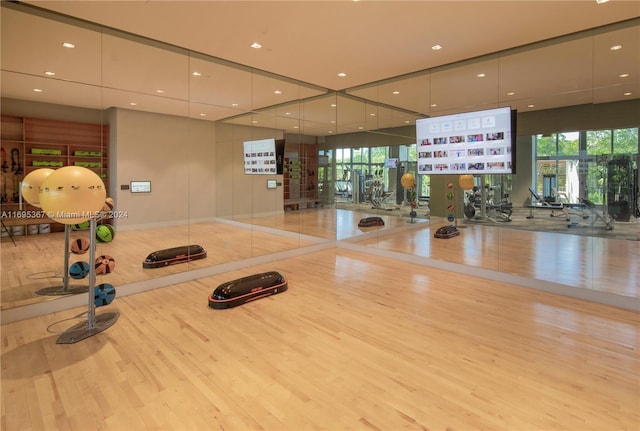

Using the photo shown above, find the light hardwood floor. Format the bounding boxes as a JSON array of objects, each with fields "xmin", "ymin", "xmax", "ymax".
[{"xmin": 1, "ymin": 247, "xmax": 638, "ymax": 430}]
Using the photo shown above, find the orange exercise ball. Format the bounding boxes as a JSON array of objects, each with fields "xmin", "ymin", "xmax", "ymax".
[
  {"xmin": 20, "ymin": 168, "xmax": 55, "ymax": 208},
  {"xmin": 39, "ymin": 166, "xmax": 106, "ymax": 225},
  {"xmin": 400, "ymin": 172, "xmax": 416, "ymax": 189},
  {"xmin": 459, "ymin": 174, "xmax": 475, "ymax": 190}
]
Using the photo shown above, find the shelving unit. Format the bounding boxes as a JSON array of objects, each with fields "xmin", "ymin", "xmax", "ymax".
[
  {"xmin": 283, "ymin": 143, "xmax": 319, "ymax": 210},
  {"xmin": 1, "ymin": 115, "xmax": 110, "ymax": 237}
]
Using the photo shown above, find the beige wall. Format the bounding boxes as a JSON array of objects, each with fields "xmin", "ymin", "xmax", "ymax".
[{"xmin": 112, "ymin": 108, "xmax": 216, "ymax": 230}]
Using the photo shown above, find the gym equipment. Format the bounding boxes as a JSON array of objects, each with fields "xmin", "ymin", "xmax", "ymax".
[
  {"xmin": 143, "ymin": 244, "xmax": 207, "ymax": 268},
  {"xmin": 96, "ymin": 224, "xmax": 115, "ymax": 242},
  {"xmin": 208, "ymin": 271, "xmax": 288, "ymax": 309},
  {"xmin": 527, "ymin": 187, "xmax": 586, "ymax": 221},
  {"xmin": 20, "ymin": 168, "xmax": 54, "ymax": 208},
  {"xmin": 607, "ymin": 155, "xmax": 636, "ymax": 222},
  {"xmin": 35, "ymin": 224, "xmax": 89, "ymax": 296},
  {"xmin": 39, "ymin": 166, "xmax": 106, "ymax": 225},
  {"xmin": 358, "ymin": 216, "xmax": 385, "ymax": 228},
  {"xmin": 574, "ymin": 197, "xmax": 615, "ymax": 230},
  {"xmin": 11, "ymin": 148, "xmax": 23, "ymax": 202},
  {"xmin": 69, "ymin": 261, "xmax": 90, "ymax": 279},
  {"xmin": 434, "ymin": 225, "xmax": 461, "ymax": 239},
  {"xmin": 365, "ymin": 169, "xmax": 393, "ymax": 209},
  {"xmin": 70, "ymin": 238, "xmax": 91, "ymax": 254},
  {"xmin": 72, "ymin": 221, "xmax": 90, "ymax": 230},
  {"xmin": 103, "ymin": 197, "xmax": 114, "ymax": 212},
  {"xmin": 94, "ymin": 283, "xmax": 116, "ymax": 307},
  {"xmin": 57, "ymin": 218, "xmax": 120, "ymax": 344},
  {"xmin": 95, "ymin": 255, "xmax": 116, "ymax": 275}
]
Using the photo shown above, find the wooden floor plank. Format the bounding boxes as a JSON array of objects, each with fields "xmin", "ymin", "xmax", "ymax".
[{"xmin": 2, "ymin": 247, "xmax": 638, "ymax": 430}]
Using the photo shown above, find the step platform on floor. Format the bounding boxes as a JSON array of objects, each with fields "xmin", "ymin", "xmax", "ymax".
[
  {"xmin": 208, "ymin": 271, "xmax": 288, "ymax": 309},
  {"xmin": 142, "ymin": 244, "xmax": 207, "ymax": 268}
]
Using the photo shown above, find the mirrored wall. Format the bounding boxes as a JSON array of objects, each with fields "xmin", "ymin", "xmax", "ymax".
[{"xmin": 1, "ymin": 2, "xmax": 638, "ymax": 315}]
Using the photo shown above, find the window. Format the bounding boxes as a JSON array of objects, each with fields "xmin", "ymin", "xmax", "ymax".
[{"xmin": 535, "ymin": 128, "xmax": 638, "ymax": 205}]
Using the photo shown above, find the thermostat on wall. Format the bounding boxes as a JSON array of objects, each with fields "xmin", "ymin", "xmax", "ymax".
[{"xmin": 130, "ymin": 180, "xmax": 152, "ymax": 193}]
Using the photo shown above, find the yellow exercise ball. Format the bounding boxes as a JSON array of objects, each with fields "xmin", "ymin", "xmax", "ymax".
[
  {"xmin": 20, "ymin": 168, "xmax": 55, "ymax": 208},
  {"xmin": 39, "ymin": 166, "xmax": 107, "ymax": 225},
  {"xmin": 400, "ymin": 172, "xmax": 416, "ymax": 189},
  {"xmin": 459, "ymin": 174, "xmax": 475, "ymax": 190}
]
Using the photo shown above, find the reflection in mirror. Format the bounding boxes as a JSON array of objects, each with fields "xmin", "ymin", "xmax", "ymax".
[
  {"xmin": 1, "ymin": 2, "xmax": 638, "ymax": 317},
  {"xmin": 0, "ymin": 3, "xmax": 334, "ymax": 313},
  {"xmin": 344, "ymin": 20, "xmax": 639, "ymax": 300}
]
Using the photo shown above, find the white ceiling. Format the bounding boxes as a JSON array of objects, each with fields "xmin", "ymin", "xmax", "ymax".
[{"xmin": 2, "ymin": 1, "xmax": 639, "ymax": 137}]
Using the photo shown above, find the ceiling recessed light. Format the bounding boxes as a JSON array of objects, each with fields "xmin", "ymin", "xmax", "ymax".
[
  {"xmin": 33, "ymin": 88, "xmax": 43, "ymax": 92},
  {"xmin": 129, "ymin": 102, "xmax": 137, "ymax": 106},
  {"xmin": 156, "ymin": 89, "xmax": 164, "ymax": 94},
  {"xmin": 62, "ymin": 42, "xmax": 75, "ymax": 48},
  {"xmin": 200, "ymin": 113, "xmax": 206, "ymax": 117},
  {"xmin": 337, "ymin": 72, "xmax": 346, "ymax": 77},
  {"xmin": 192, "ymin": 71, "xmax": 202, "ymax": 76},
  {"xmin": 596, "ymin": 0, "xmax": 610, "ymax": 4},
  {"xmin": 404, "ymin": 120, "xmax": 410, "ymax": 124},
  {"xmin": 231, "ymin": 103, "xmax": 239, "ymax": 107},
  {"xmin": 358, "ymin": 126, "xmax": 364, "ymax": 130},
  {"xmin": 392, "ymin": 91, "xmax": 400, "ymax": 95},
  {"xmin": 285, "ymin": 112, "xmax": 291, "ymax": 116},
  {"xmin": 328, "ymin": 131, "xmax": 334, "ymax": 134},
  {"xmin": 507, "ymin": 91, "xmax": 515, "ymax": 96},
  {"xmin": 476, "ymin": 73, "xmax": 486, "ymax": 78},
  {"xmin": 623, "ymin": 92, "xmax": 632, "ymax": 96},
  {"xmin": 610, "ymin": 44, "xmax": 623, "ymax": 51},
  {"xmin": 527, "ymin": 104, "xmax": 535, "ymax": 108},
  {"xmin": 274, "ymin": 90, "xmax": 282, "ymax": 94},
  {"xmin": 293, "ymin": 125, "xmax": 299, "ymax": 129},
  {"xmin": 430, "ymin": 103, "xmax": 437, "ymax": 107},
  {"xmin": 44, "ymin": 71, "xmax": 55, "ymax": 76},
  {"xmin": 432, "ymin": 44, "xmax": 442, "ymax": 51},
  {"xmin": 252, "ymin": 120, "xmax": 258, "ymax": 124},
  {"xmin": 619, "ymin": 73, "xmax": 630, "ymax": 78},
  {"xmin": 250, "ymin": 42, "xmax": 262, "ymax": 49},
  {"xmin": 330, "ymin": 103, "xmax": 337, "ymax": 108}
]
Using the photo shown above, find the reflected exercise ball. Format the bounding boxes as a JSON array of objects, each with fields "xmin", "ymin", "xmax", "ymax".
[
  {"xmin": 459, "ymin": 174, "xmax": 475, "ymax": 190},
  {"xmin": 39, "ymin": 166, "xmax": 106, "ymax": 225},
  {"xmin": 400, "ymin": 172, "xmax": 416, "ymax": 189},
  {"xmin": 20, "ymin": 168, "xmax": 55, "ymax": 208}
]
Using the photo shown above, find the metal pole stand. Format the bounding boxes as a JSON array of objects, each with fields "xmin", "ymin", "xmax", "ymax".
[
  {"xmin": 36, "ymin": 224, "xmax": 89, "ymax": 296},
  {"xmin": 57, "ymin": 218, "xmax": 119, "ymax": 344}
]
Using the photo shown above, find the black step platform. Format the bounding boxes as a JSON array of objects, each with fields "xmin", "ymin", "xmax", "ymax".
[
  {"xmin": 434, "ymin": 225, "xmax": 461, "ymax": 239},
  {"xmin": 208, "ymin": 271, "xmax": 288, "ymax": 309},
  {"xmin": 358, "ymin": 216, "xmax": 385, "ymax": 228},
  {"xmin": 143, "ymin": 244, "xmax": 207, "ymax": 268}
]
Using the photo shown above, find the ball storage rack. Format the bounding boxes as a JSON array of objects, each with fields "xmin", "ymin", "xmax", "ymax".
[
  {"xmin": 36, "ymin": 224, "xmax": 89, "ymax": 296},
  {"xmin": 57, "ymin": 217, "xmax": 119, "ymax": 344}
]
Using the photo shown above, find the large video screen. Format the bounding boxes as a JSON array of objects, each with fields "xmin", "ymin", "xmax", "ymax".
[
  {"xmin": 243, "ymin": 138, "xmax": 277, "ymax": 175},
  {"xmin": 416, "ymin": 107, "xmax": 515, "ymax": 175}
]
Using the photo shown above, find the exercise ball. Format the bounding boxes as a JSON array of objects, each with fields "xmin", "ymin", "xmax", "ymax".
[
  {"xmin": 39, "ymin": 166, "xmax": 106, "ymax": 225},
  {"xmin": 20, "ymin": 168, "xmax": 54, "ymax": 208},
  {"xmin": 459, "ymin": 174, "xmax": 474, "ymax": 190},
  {"xmin": 400, "ymin": 172, "xmax": 416, "ymax": 189},
  {"xmin": 103, "ymin": 197, "xmax": 114, "ymax": 212}
]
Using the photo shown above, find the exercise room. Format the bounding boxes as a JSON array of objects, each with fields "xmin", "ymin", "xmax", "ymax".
[{"xmin": 1, "ymin": 2, "xmax": 638, "ymax": 430}]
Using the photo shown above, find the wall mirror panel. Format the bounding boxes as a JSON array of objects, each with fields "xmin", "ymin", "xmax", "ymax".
[
  {"xmin": 0, "ymin": 2, "xmax": 332, "ymax": 313},
  {"xmin": 1, "ymin": 2, "xmax": 638, "ymax": 317},
  {"xmin": 341, "ymin": 20, "xmax": 639, "ymax": 299}
]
